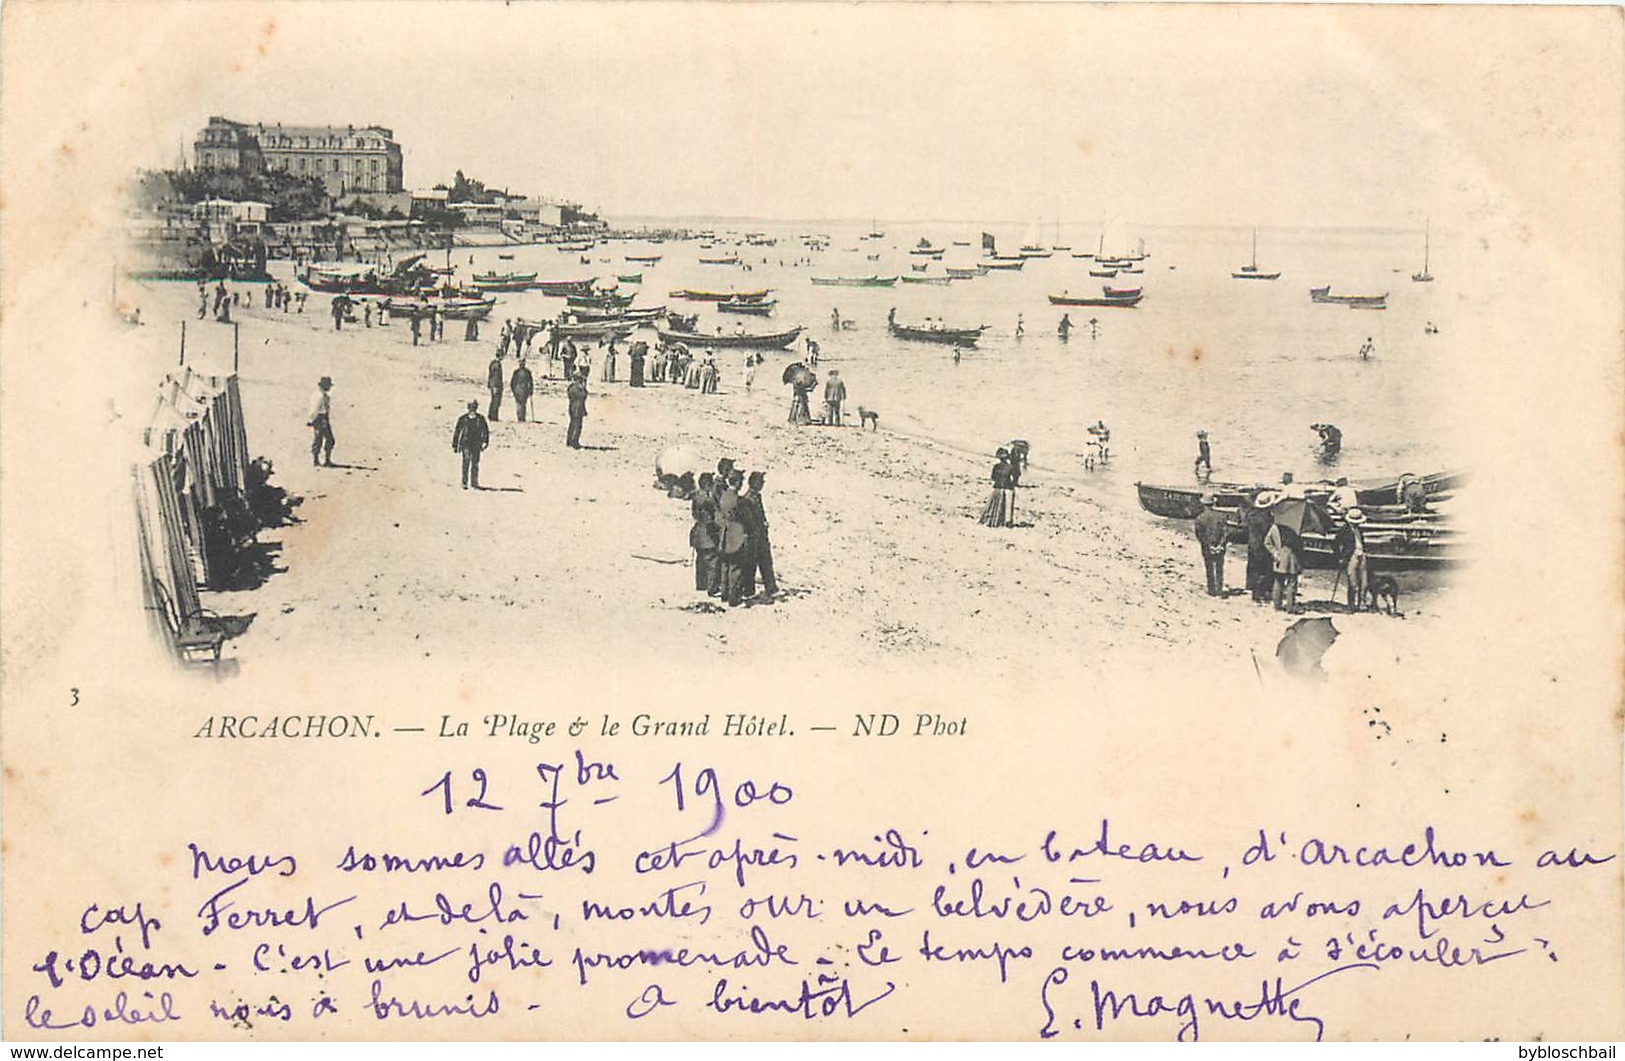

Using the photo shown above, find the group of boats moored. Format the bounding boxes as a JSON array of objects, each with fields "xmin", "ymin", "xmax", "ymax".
[{"xmin": 1136, "ymin": 470, "xmax": 1467, "ymax": 572}]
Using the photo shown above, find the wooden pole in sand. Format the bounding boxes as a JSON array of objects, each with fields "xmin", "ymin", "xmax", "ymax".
[
  {"xmin": 233, "ymin": 321, "xmax": 240, "ymax": 374},
  {"xmin": 178, "ymin": 320, "xmax": 186, "ymax": 367}
]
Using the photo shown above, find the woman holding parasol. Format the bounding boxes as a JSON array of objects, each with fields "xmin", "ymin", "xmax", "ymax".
[{"xmin": 783, "ymin": 362, "xmax": 816, "ymax": 425}]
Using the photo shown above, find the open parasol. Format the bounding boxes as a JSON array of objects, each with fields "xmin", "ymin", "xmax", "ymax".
[
  {"xmin": 1269, "ymin": 496, "xmax": 1329, "ymax": 536},
  {"xmin": 654, "ymin": 443, "xmax": 702, "ymax": 483},
  {"xmin": 1276, "ymin": 616, "xmax": 1339, "ymax": 680},
  {"xmin": 782, "ymin": 362, "xmax": 816, "ymax": 388}
]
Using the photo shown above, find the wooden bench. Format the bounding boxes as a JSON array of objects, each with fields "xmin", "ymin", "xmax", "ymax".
[{"xmin": 150, "ymin": 577, "xmax": 226, "ymax": 671}]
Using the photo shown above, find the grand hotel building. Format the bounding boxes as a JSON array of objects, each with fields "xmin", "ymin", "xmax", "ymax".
[{"xmin": 193, "ymin": 117, "xmax": 404, "ymax": 195}]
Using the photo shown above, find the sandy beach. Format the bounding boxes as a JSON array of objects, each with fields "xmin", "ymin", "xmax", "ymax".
[{"xmin": 114, "ymin": 268, "xmax": 1464, "ymax": 695}]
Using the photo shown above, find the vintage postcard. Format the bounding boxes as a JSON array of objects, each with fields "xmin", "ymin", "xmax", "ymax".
[{"xmin": 1, "ymin": 1, "xmax": 1621, "ymax": 1043}]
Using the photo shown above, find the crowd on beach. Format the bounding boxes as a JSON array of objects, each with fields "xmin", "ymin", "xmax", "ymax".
[
  {"xmin": 264, "ymin": 274, "xmax": 1414, "ymax": 626},
  {"xmin": 671, "ymin": 458, "xmax": 781, "ymax": 609}
]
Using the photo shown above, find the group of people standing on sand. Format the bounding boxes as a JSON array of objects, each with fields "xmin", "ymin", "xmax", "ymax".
[
  {"xmin": 1193, "ymin": 477, "xmax": 1378, "ymax": 615},
  {"xmin": 978, "ymin": 440, "xmax": 1030, "ymax": 528},
  {"xmin": 199, "ymin": 279, "xmax": 307, "ymax": 322},
  {"xmin": 687, "ymin": 458, "xmax": 780, "ymax": 608},
  {"xmin": 1195, "ymin": 489, "xmax": 1311, "ymax": 611}
]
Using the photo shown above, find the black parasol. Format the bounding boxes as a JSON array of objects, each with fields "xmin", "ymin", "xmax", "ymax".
[{"xmin": 782, "ymin": 362, "xmax": 816, "ymax": 388}]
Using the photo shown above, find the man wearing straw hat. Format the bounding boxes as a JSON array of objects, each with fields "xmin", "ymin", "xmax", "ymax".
[
  {"xmin": 1193, "ymin": 492, "xmax": 1230, "ymax": 597},
  {"xmin": 307, "ymin": 376, "xmax": 335, "ymax": 467},
  {"xmin": 1263, "ymin": 495, "xmax": 1304, "ymax": 613},
  {"xmin": 1334, "ymin": 508, "xmax": 1370, "ymax": 612},
  {"xmin": 1245, "ymin": 489, "xmax": 1279, "ymax": 603}
]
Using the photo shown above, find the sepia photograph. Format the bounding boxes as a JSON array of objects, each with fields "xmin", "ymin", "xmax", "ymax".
[{"xmin": 1, "ymin": 1, "xmax": 1620, "ymax": 1045}]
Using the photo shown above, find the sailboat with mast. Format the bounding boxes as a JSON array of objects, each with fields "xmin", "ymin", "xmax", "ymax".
[
  {"xmin": 1412, "ymin": 219, "xmax": 1434, "ymax": 283},
  {"xmin": 1051, "ymin": 213, "xmax": 1071, "ymax": 252},
  {"xmin": 1231, "ymin": 227, "xmax": 1281, "ymax": 280}
]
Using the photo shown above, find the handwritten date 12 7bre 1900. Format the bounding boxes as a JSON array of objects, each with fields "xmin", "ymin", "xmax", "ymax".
[{"xmin": 19, "ymin": 749, "xmax": 1614, "ymax": 1040}]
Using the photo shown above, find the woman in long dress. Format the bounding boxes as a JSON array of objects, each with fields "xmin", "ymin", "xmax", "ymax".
[
  {"xmin": 979, "ymin": 448, "xmax": 1016, "ymax": 527},
  {"xmin": 788, "ymin": 379, "xmax": 813, "ymax": 424}
]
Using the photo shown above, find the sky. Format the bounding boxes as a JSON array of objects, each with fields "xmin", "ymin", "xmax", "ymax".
[{"xmin": 4, "ymin": 1, "xmax": 1619, "ymax": 241}]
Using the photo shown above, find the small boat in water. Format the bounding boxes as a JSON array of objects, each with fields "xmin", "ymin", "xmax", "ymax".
[
  {"xmin": 1088, "ymin": 267, "xmax": 1118, "ymax": 278},
  {"xmin": 886, "ymin": 308, "xmax": 986, "ymax": 345},
  {"xmin": 1413, "ymin": 219, "xmax": 1434, "ymax": 283},
  {"xmin": 655, "ymin": 324, "xmax": 803, "ymax": 349},
  {"xmin": 534, "ymin": 278, "xmax": 598, "ymax": 298},
  {"xmin": 550, "ymin": 320, "xmax": 636, "ymax": 341},
  {"xmin": 810, "ymin": 275, "xmax": 898, "ymax": 287},
  {"xmin": 471, "ymin": 271, "xmax": 538, "ymax": 292},
  {"xmin": 981, "ymin": 259, "xmax": 1024, "ymax": 271},
  {"xmin": 1310, "ymin": 286, "xmax": 1388, "ymax": 309},
  {"xmin": 566, "ymin": 291, "xmax": 635, "ymax": 310},
  {"xmin": 569, "ymin": 305, "xmax": 667, "ymax": 323},
  {"xmin": 718, "ymin": 297, "xmax": 777, "ymax": 315},
  {"xmin": 945, "ymin": 267, "xmax": 981, "ymax": 280},
  {"xmin": 625, "ymin": 254, "xmax": 663, "ymax": 264},
  {"xmin": 1048, "ymin": 290, "xmax": 1143, "ymax": 307},
  {"xmin": 671, "ymin": 288, "xmax": 773, "ymax": 302},
  {"xmin": 1232, "ymin": 228, "xmax": 1281, "ymax": 280},
  {"xmin": 617, "ymin": 273, "xmax": 643, "ymax": 283},
  {"xmin": 900, "ymin": 274, "xmax": 951, "ymax": 285},
  {"xmin": 699, "ymin": 254, "xmax": 741, "ymax": 265}
]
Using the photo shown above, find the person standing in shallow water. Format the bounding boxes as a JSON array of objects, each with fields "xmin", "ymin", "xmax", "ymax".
[{"xmin": 1194, "ymin": 430, "xmax": 1212, "ymax": 478}]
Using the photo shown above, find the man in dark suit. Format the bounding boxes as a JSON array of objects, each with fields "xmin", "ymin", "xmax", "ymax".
[
  {"xmin": 487, "ymin": 353, "xmax": 504, "ymax": 421},
  {"xmin": 739, "ymin": 470, "xmax": 779, "ymax": 601},
  {"xmin": 451, "ymin": 400, "xmax": 489, "ymax": 489},
  {"xmin": 510, "ymin": 358, "xmax": 534, "ymax": 423},
  {"xmin": 1193, "ymin": 492, "xmax": 1230, "ymax": 596},
  {"xmin": 566, "ymin": 369, "xmax": 588, "ymax": 448}
]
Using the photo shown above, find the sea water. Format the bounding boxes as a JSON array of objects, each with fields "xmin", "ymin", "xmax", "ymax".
[{"xmin": 453, "ymin": 220, "xmax": 1462, "ymax": 515}]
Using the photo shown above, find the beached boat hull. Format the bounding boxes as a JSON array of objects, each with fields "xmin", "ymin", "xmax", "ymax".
[{"xmin": 385, "ymin": 297, "xmax": 497, "ymax": 321}]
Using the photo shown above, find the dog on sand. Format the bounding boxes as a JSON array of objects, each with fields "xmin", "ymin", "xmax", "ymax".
[
  {"xmin": 857, "ymin": 406, "xmax": 880, "ymax": 431},
  {"xmin": 1365, "ymin": 574, "xmax": 1401, "ymax": 616}
]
